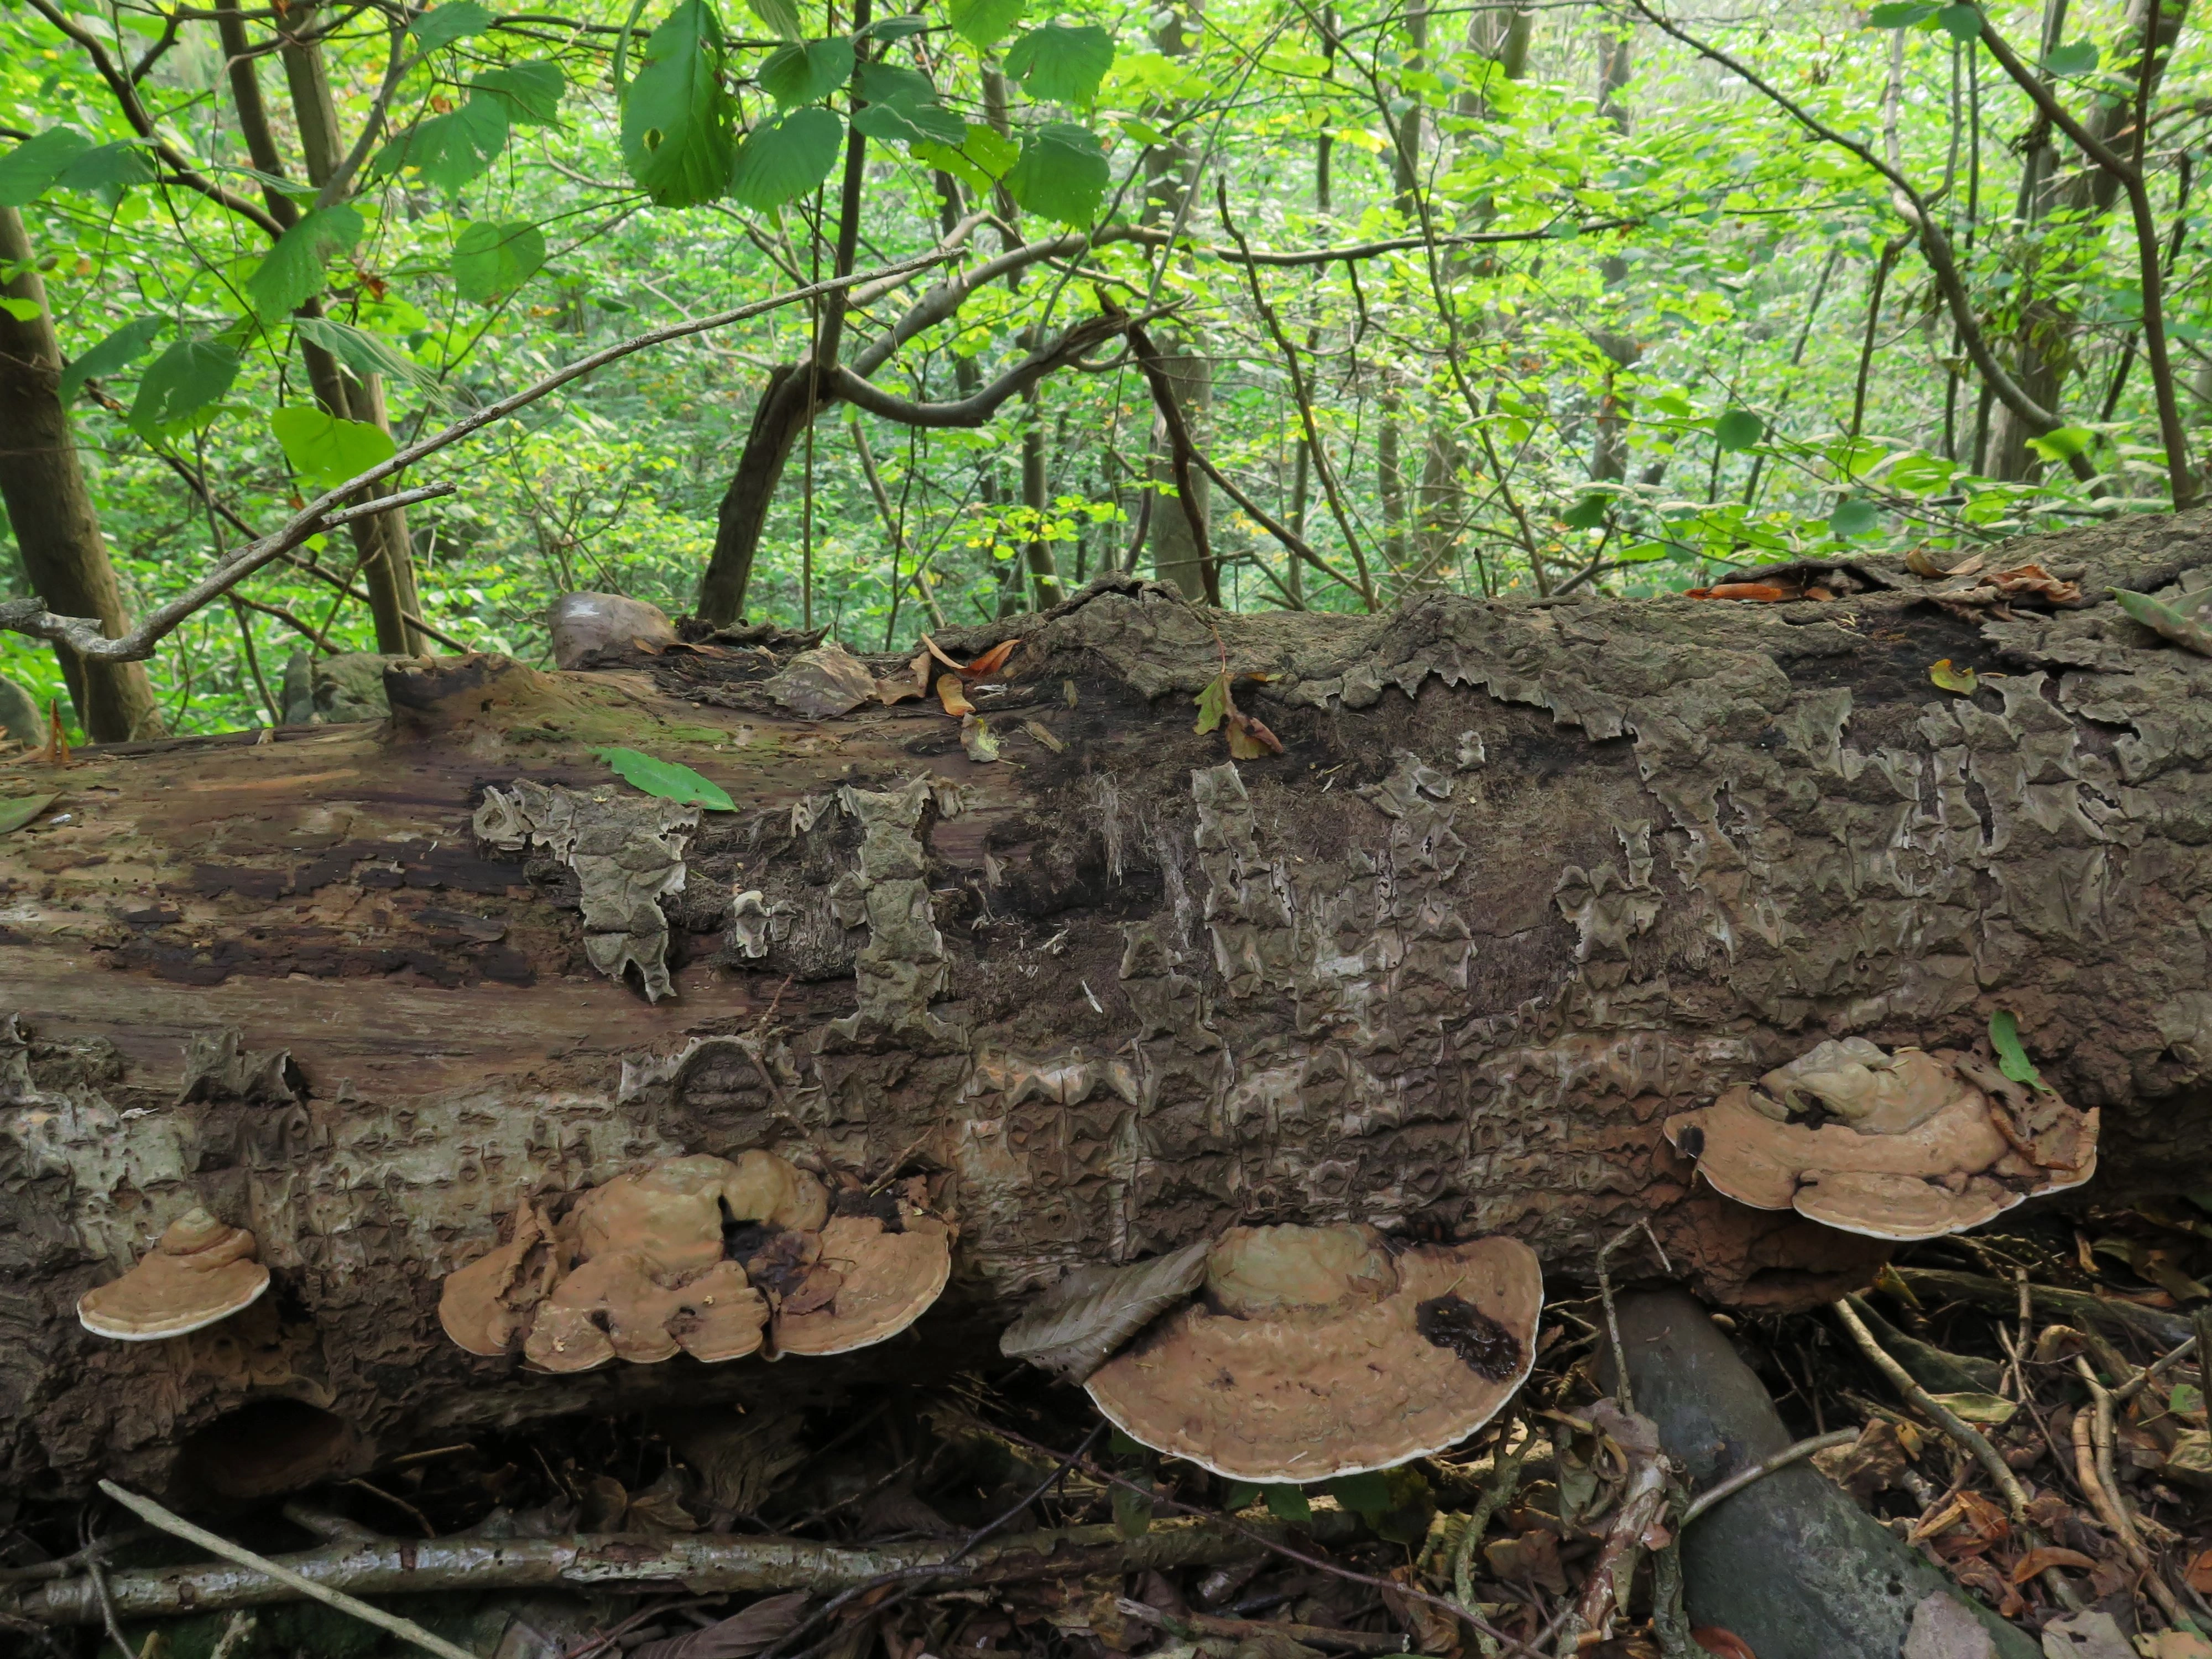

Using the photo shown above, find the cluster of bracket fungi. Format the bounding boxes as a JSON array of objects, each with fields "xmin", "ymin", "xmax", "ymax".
[
  {"xmin": 66, "ymin": 1033, "xmax": 2094, "ymax": 1481},
  {"xmin": 437, "ymin": 1151, "xmax": 954, "ymax": 1370}
]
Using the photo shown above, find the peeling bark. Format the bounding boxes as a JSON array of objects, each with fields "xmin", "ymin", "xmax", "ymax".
[{"xmin": 6, "ymin": 520, "xmax": 2212, "ymax": 1496}]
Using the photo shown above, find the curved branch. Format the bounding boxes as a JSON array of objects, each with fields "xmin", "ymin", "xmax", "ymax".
[{"xmin": 831, "ymin": 311, "xmax": 1129, "ymax": 429}]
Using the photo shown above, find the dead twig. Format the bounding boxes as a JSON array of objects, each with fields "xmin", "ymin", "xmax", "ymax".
[
  {"xmin": 1677, "ymin": 1428, "xmax": 1858, "ymax": 1528},
  {"xmin": 1833, "ymin": 1298, "xmax": 2029, "ymax": 1517}
]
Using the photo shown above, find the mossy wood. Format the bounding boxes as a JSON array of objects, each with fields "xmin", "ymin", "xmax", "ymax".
[{"xmin": 6, "ymin": 520, "xmax": 2212, "ymax": 1496}]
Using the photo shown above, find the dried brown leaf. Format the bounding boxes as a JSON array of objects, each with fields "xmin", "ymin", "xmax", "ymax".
[
  {"xmin": 999, "ymin": 1238, "xmax": 1209, "ymax": 1381},
  {"xmin": 765, "ymin": 643, "xmax": 876, "ymax": 719},
  {"xmin": 936, "ymin": 675, "xmax": 975, "ymax": 718},
  {"xmin": 1225, "ymin": 710, "xmax": 1284, "ymax": 759},
  {"xmin": 959, "ymin": 713, "xmax": 999, "ymax": 763},
  {"xmin": 630, "ymin": 1591, "xmax": 812, "ymax": 1659},
  {"xmin": 1690, "ymin": 1631, "xmax": 1757, "ymax": 1659},
  {"xmin": 963, "ymin": 638, "xmax": 1019, "ymax": 679},
  {"xmin": 2008, "ymin": 1545, "xmax": 2098, "ymax": 1583},
  {"xmin": 1021, "ymin": 719, "xmax": 1065, "ymax": 754}
]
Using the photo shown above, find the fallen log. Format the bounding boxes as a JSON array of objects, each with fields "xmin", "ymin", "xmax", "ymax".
[{"xmin": 3, "ymin": 518, "xmax": 2211, "ymax": 1494}]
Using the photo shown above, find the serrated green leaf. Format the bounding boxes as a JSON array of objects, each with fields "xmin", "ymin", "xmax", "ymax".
[
  {"xmin": 245, "ymin": 204, "xmax": 364, "ymax": 321},
  {"xmin": 451, "ymin": 218, "xmax": 547, "ymax": 302},
  {"xmin": 472, "ymin": 60, "xmax": 566, "ymax": 124},
  {"xmin": 1714, "ymin": 408, "xmax": 1764, "ymax": 451},
  {"xmin": 0, "ymin": 127, "xmax": 93, "ymax": 208},
  {"xmin": 623, "ymin": 0, "xmax": 736, "ymax": 206},
  {"xmin": 857, "ymin": 59, "xmax": 938, "ymax": 106},
  {"xmin": 377, "ymin": 96, "xmax": 511, "ymax": 191},
  {"xmin": 595, "ymin": 746, "xmax": 736, "ymax": 810},
  {"xmin": 852, "ymin": 99, "xmax": 966, "ymax": 146},
  {"xmin": 60, "ymin": 315, "xmax": 161, "ymax": 400},
  {"xmin": 1936, "ymin": 4, "xmax": 1981, "ymax": 39},
  {"xmin": 760, "ymin": 36, "xmax": 854, "ymax": 106},
  {"xmin": 412, "ymin": 0, "xmax": 495, "ymax": 47},
  {"xmin": 2045, "ymin": 39, "xmax": 2099, "ymax": 75},
  {"xmin": 912, "ymin": 121, "xmax": 1018, "ymax": 191},
  {"xmin": 1829, "ymin": 498, "xmax": 1880, "ymax": 539},
  {"xmin": 128, "ymin": 337, "xmax": 241, "ymax": 435},
  {"xmin": 747, "ymin": 0, "xmax": 802, "ymax": 38},
  {"xmin": 295, "ymin": 315, "xmax": 436, "ymax": 392},
  {"xmin": 1989, "ymin": 1009, "xmax": 2046, "ymax": 1091},
  {"xmin": 1193, "ymin": 672, "xmax": 1230, "ymax": 734},
  {"xmin": 271, "ymin": 406, "xmax": 398, "ymax": 490},
  {"xmin": 950, "ymin": 0, "xmax": 1024, "ymax": 46},
  {"xmin": 1560, "ymin": 493, "xmax": 1608, "ymax": 530},
  {"xmin": 53, "ymin": 141, "xmax": 155, "ymax": 204},
  {"xmin": 1262, "ymin": 1484, "xmax": 1312, "ymax": 1524},
  {"xmin": 1004, "ymin": 120, "xmax": 1107, "ymax": 223},
  {"xmin": 729, "ymin": 106, "xmax": 843, "ymax": 208},
  {"xmin": 1004, "ymin": 22, "xmax": 1113, "ymax": 105}
]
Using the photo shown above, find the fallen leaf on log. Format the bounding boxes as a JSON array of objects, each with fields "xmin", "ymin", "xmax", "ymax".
[
  {"xmin": 2008, "ymin": 1546, "xmax": 2098, "ymax": 1583},
  {"xmin": 1929, "ymin": 659, "xmax": 1978, "ymax": 693},
  {"xmin": 936, "ymin": 674, "xmax": 975, "ymax": 717},
  {"xmin": 1812, "ymin": 1419, "xmax": 1910, "ymax": 1502},
  {"xmin": 1690, "ymin": 1630, "xmax": 1756, "ymax": 1659},
  {"xmin": 596, "ymin": 747, "xmax": 735, "ymax": 812},
  {"xmin": 1684, "ymin": 582, "xmax": 1791, "ymax": 602},
  {"xmin": 1985, "ymin": 562, "xmax": 2081, "ymax": 604},
  {"xmin": 630, "ymin": 1591, "xmax": 812, "ymax": 1659},
  {"xmin": 2187, "ymin": 1546, "xmax": 2212, "ymax": 1595},
  {"xmin": 0, "ymin": 791, "xmax": 56, "ymax": 835},
  {"xmin": 960, "ymin": 713, "xmax": 999, "ymax": 763},
  {"xmin": 2037, "ymin": 1610, "xmax": 2136, "ymax": 1659},
  {"xmin": 765, "ymin": 642, "xmax": 877, "ymax": 718},
  {"xmin": 999, "ymin": 1239, "xmax": 1211, "ymax": 1383},
  {"xmin": 920, "ymin": 634, "xmax": 1019, "ymax": 680}
]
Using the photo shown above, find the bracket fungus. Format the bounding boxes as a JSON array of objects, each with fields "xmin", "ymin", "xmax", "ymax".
[
  {"xmin": 1082, "ymin": 1223, "xmax": 1542, "ymax": 1481},
  {"xmin": 437, "ymin": 1154, "xmax": 951, "ymax": 1373},
  {"xmin": 1663, "ymin": 1038, "xmax": 2099, "ymax": 1241},
  {"xmin": 78, "ymin": 1210, "xmax": 271, "ymax": 1341}
]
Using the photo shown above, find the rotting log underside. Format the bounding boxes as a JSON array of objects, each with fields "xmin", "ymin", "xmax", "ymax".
[{"xmin": 6, "ymin": 518, "xmax": 2212, "ymax": 1499}]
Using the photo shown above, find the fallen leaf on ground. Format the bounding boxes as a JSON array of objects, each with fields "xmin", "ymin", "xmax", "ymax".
[
  {"xmin": 1987, "ymin": 562, "xmax": 2081, "ymax": 604},
  {"xmin": 1482, "ymin": 1528, "xmax": 1567, "ymax": 1596},
  {"xmin": 1928, "ymin": 1390, "xmax": 2017, "ymax": 1427},
  {"xmin": 2038, "ymin": 1610, "xmax": 2134, "ymax": 1659},
  {"xmin": 764, "ymin": 641, "xmax": 877, "ymax": 719},
  {"xmin": 1022, "ymin": 719, "xmax": 1065, "ymax": 754},
  {"xmin": 2009, "ymin": 1545, "xmax": 2098, "ymax": 1582},
  {"xmin": 920, "ymin": 633, "xmax": 1019, "ymax": 681},
  {"xmin": 2187, "ymin": 1546, "xmax": 2212, "ymax": 1595},
  {"xmin": 25, "ymin": 701, "xmax": 68, "ymax": 765},
  {"xmin": 2136, "ymin": 1635, "xmax": 2212, "ymax": 1659},
  {"xmin": 1226, "ymin": 709, "xmax": 1284, "ymax": 758},
  {"xmin": 1901, "ymin": 1592, "xmax": 1997, "ymax": 1659},
  {"xmin": 1930, "ymin": 659, "xmax": 1978, "ymax": 693},
  {"xmin": 595, "ymin": 747, "xmax": 734, "ymax": 812},
  {"xmin": 630, "ymin": 1590, "xmax": 811, "ymax": 1659},
  {"xmin": 936, "ymin": 674, "xmax": 975, "ymax": 717},
  {"xmin": 1691, "ymin": 1631, "xmax": 1756, "ymax": 1659},
  {"xmin": 961, "ymin": 713, "xmax": 999, "ymax": 762},
  {"xmin": 0, "ymin": 791, "xmax": 57, "ymax": 836},
  {"xmin": 873, "ymin": 676, "xmax": 921, "ymax": 705},
  {"xmin": 2112, "ymin": 587, "xmax": 2212, "ymax": 655},
  {"xmin": 1812, "ymin": 1418, "xmax": 1910, "ymax": 1502},
  {"xmin": 1685, "ymin": 581, "xmax": 1792, "ymax": 602}
]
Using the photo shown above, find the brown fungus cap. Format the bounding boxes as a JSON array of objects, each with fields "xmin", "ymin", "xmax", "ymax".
[
  {"xmin": 79, "ymin": 1209, "xmax": 271, "ymax": 1341},
  {"xmin": 439, "ymin": 1195, "xmax": 571, "ymax": 1358},
  {"xmin": 1083, "ymin": 1224, "xmax": 1542, "ymax": 1483},
  {"xmin": 772, "ymin": 1198, "xmax": 953, "ymax": 1358},
  {"xmin": 1665, "ymin": 1041, "xmax": 2100, "ymax": 1242}
]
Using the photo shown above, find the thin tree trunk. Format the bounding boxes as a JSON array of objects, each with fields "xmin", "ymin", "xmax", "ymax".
[
  {"xmin": 0, "ymin": 207, "xmax": 165, "ymax": 742},
  {"xmin": 1589, "ymin": 18, "xmax": 1637, "ymax": 486}
]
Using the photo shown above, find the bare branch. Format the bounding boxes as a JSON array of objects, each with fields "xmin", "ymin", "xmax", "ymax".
[{"xmin": 831, "ymin": 310, "xmax": 1130, "ymax": 429}]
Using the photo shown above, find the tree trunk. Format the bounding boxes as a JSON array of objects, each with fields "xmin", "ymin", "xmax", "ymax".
[
  {"xmin": 0, "ymin": 207, "xmax": 166, "ymax": 743},
  {"xmin": 6, "ymin": 525, "xmax": 2212, "ymax": 1498},
  {"xmin": 1588, "ymin": 19, "xmax": 1637, "ymax": 488}
]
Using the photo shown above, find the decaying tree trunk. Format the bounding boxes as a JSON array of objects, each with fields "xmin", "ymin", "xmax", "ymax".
[{"xmin": 6, "ymin": 520, "xmax": 2212, "ymax": 1500}]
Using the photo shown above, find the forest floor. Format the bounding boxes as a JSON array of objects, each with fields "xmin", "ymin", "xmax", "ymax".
[{"xmin": 6, "ymin": 1199, "xmax": 2211, "ymax": 1659}]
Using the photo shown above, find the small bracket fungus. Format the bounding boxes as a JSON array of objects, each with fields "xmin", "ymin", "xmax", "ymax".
[
  {"xmin": 1663, "ymin": 1038, "xmax": 2100, "ymax": 1241},
  {"xmin": 79, "ymin": 1209, "xmax": 271, "ymax": 1341},
  {"xmin": 438, "ymin": 1155, "xmax": 952, "ymax": 1372},
  {"xmin": 1082, "ymin": 1223, "xmax": 1542, "ymax": 1481}
]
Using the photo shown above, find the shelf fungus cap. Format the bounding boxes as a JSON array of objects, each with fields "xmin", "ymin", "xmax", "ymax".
[
  {"xmin": 1083, "ymin": 1223, "xmax": 1543, "ymax": 1482},
  {"xmin": 440, "ymin": 1195, "xmax": 571, "ymax": 1357},
  {"xmin": 1666, "ymin": 1043, "xmax": 2100, "ymax": 1241},
  {"xmin": 524, "ymin": 1254, "xmax": 768, "ymax": 1372},
  {"xmin": 773, "ymin": 1193, "xmax": 953, "ymax": 1357},
  {"xmin": 79, "ymin": 1209, "xmax": 271, "ymax": 1341}
]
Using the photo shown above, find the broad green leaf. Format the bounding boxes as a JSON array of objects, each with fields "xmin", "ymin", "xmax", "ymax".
[
  {"xmin": 472, "ymin": 60, "xmax": 566, "ymax": 124},
  {"xmin": 760, "ymin": 36, "xmax": 855, "ymax": 107},
  {"xmin": 0, "ymin": 792, "xmax": 58, "ymax": 835},
  {"xmin": 857, "ymin": 60, "xmax": 940, "ymax": 107},
  {"xmin": 1262, "ymin": 1484, "xmax": 1312, "ymax": 1524},
  {"xmin": 1866, "ymin": 1, "xmax": 1938, "ymax": 24},
  {"xmin": 1936, "ymin": 3, "xmax": 1981, "ymax": 39},
  {"xmin": 245, "ymin": 204, "xmax": 364, "ymax": 320},
  {"xmin": 0, "ymin": 296, "xmax": 38, "ymax": 322},
  {"xmin": 1714, "ymin": 408, "xmax": 1764, "ymax": 451},
  {"xmin": 1004, "ymin": 121, "xmax": 1107, "ymax": 223},
  {"xmin": 857, "ymin": 14, "xmax": 928, "ymax": 41},
  {"xmin": 729, "ymin": 106, "xmax": 844, "ymax": 208},
  {"xmin": 1004, "ymin": 23, "xmax": 1114, "ymax": 105},
  {"xmin": 2044, "ymin": 40, "xmax": 2099, "ymax": 75},
  {"xmin": 1223, "ymin": 1481, "xmax": 1261, "ymax": 1510},
  {"xmin": 2026, "ymin": 424, "xmax": 2094, "ymax": 462},
  {"xmin": 2111, "ymin": 587, "xmax": 2212, "ymax": 655},
  {"xmin": 852, "ymin": 99, "xmax": 966, "ymax": 146},
  {"xmin": 1560, "ymin": 493, "xmax": 1609, "ymax": 530},
  {"xmin": 1828, "ymin": 498, "xmax": 1879, "ymax": 539},
  {"xmin": 950, "ymin": 0, "xmax": 1024, "ymax": 46},
  {"xmin": 0, "ymin": 127, "xmax": 93, "ymax": 208},
  {"xmin": 1929, "ymin": 1391, "xmax": 2017, "ymax": 1427},
  {"xmin": 747, "ymin": 0, "xmax": 802, "ymax": 38},
  {"xmin": 295, "ymin": 316, "xmax": 437, "ymax": 391},
  {"xmin": 912, "ymin": 121, "xmax": 1018, "ymax": 192},
  {"xmin": 60, "ymin": 315, "xmax": 161, "ymax": 400},
  {"xmin": 271, "ymin": 405, "xmax": 398, "ymax": 490},
  {"xmin": 1326, "ymin": 1471, "xmax": 1391, "ymax": 1517},
  {"xmin": 1193, "ymin": 672, "xmax": 1229, "ymax": 734},
  {"xmin": 1989, "ymin": 1009, "xmax": 2046, "ymax": 1090},
  {"xmin": 595, "ymin": 745, "xmax": 736, "ymax": 810},
  {"xmin": 623, "ymin": 0, "xmax": 736, "ymax": 206},
  {"xmin": 378, "ymin": 97, "xmax": 512, "ymax": 191},
  {"xmin": 411, "ymin": 1, "xmax": 496, "ymax": 48},
  {"xmin": 128, "ymin": 337, "xmax": 242, "ymax": 435},
  {"xmin": 53, "ymin": 141, "xmax": 155, "ymax": 204},
  {"xmin": 451, "ymin": 219, "xmax": 547, "ymax": 302},
  {"xmin": 1110, "ymin": 1483, "xmax": 1152, "ymax": 1538},
  {"xmin": 1888, "ymin": 452, "xmax": 1955, "ymax": 493}
]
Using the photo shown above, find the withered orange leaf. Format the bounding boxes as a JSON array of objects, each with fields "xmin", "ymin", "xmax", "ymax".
[
  {"xmin": 1691, "ymin": 1631, "xmax": 1756, "ymax": 1659},
  {"xmin": 2010, "ymin": 1546, "xmax": 2099, "ymax": 1582},
  {"xmin": 963, "ymin": 638, "xmax": 1019, "ymax": 679},
  {"xmin": 1686, "ymin": 582, "xmax": 1790, "ymax": 602},
  {"xmin": 1225, "ymin": 710, "xmax": 1284, "ymax": 759},
  {"xmin": 936, "ymin": 675, "xmax": 975, "ymax": 718}
]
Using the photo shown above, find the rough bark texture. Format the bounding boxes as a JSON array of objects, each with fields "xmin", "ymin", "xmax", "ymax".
[{"xmin": 6, "ymin": 517, "xmax": 2212, "ymax": 1500}]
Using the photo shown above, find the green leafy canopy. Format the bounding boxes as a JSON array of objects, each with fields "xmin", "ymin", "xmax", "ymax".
[
  {"xmin": 729, "ymin": 107, "xmax": 844, "ymax": 209},
  {"xmin": 1004, "ymin": 23, "xmax": 1114, "ymax": 105},
  {"xmin": 128, "ymin": 337, "xmax": 242, "ymax": 436},
  {"xmin": 451, "ymin": 219, "xmax": 549, "ymax": 303},
  {"xmin": 1005, "ymin": 121, "xmax": 1107, "ymax": 223},
  {"xmin": 245, "ymin": 205, "xmax": 364, "ymax": 321}
]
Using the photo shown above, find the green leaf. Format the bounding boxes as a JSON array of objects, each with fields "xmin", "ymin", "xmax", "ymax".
[
  {"xmin": 1223, "ymin": 1481, "xmax": 1261, "ymax": 1510},
  {"xmin": 1866, "ymin": 1, "xmax": 1938, "ymax": 25},
  {"xmin": 1004, "ymin": 121, "xmax": 1107, "ymax": 223},
  {"xmin": 1828, "ymin": 498, "xmax": 1880, "ymax": 539},
  {"xmin": 1111, "ymin": 1483, "xmax": 1153, "ymax": 1538},
  {"xmin": 295, "ymin": 315, "xmax": 437, "ymax": 391},
  {"xmin": 270, "ymin": 405, "xmax": 398, "ymax": 490},
  {"xmin": 2044, "ymin": 40, "xmax": 2099, "ymax": 75},
  {"xmin": 760, "ymin": 36, "xmax": 854, "ymax": 106},
  {"xmin": 622, "ymin": 0, "xmax": 736, "ymax": 206},
  {"xmin": 53, "ymin": 141, "xmax": 155, "ymax": 204},
  {"xmin": 378, "ymin": 96, "xmax": 512, "ymax": 190},
  {"xmin": 0, "ymin": 296, "xmax": 38, "ymax": 321},
  {"xmin": 1936, "ymin": 4, "xmax": 1981, "ymax": 40},
  {"xmin": 950, "ymin": 0, "xmax": 1024, "ymax": 46},
  {"xmin": 1262, "ymin": 1485, "xmax": 1312, "ymax": 1524},
  {"xmin": 852, "ymin": 98, "xmax": 967, "ymax": 146},
  {"xmin": 2111, "ymin": 587, "xmax": 2212, "ymax": 655},
  {"xmin": 1714, "ymin": 408, "xmax": 1764, "ymax": 451},
  {"xmin": 245, "ymin": 204, "xmax": 364, "ymax": 321},
  {"xmin": 728, "ymin": 106, "xmax": 843, "ymax": 208},
  {"xmin": 1560, "ymin": 493, "xmax": 1609, "ymax": 530},
  {"xmin": 1004, "ymin": 22, "xmax": 1114, "ymax": 105},
  {"xmin": 412, "ymin": 0, "xmax": 496, "ymax": 47},
  {"xmin": 1989, "ymin": 1010, "xmax": 2044, "ymax": 1090},
  {"xmin": 128, "ymin": 337, "xmax": 242, "ymax": 435},
  {"xmin": 595, "ymin": 746, "xmax": 736, "ymax": 810},
  {"xmin": 857, "ymin": 59, "xmax": 940, "ymax": 106},
  {"xmin": 472, "ymin": 60, "xmax": 566, "ymax": 124},
  {"xmin": 2026, "ymin": 424, "xmax": 2095, "ymax": 462},
  {"xmin": 1326, "ymin": 1471, "xmax": 1392, "ymax": 1518},
  {"xmin": 912, "ymin": 121, "xmax": 1018, "ymax": 191},
  {"xmin": 747, "ymin": 0, "xmax": 802, "ymax": 38},
  {"xmin": 1193, "ymin": 672, "xmax": 1230, "ymax": 734},
  {"xmin": 0, "ymin": 792, "xmax": 58, "ymax": 836},
  {"xmin": 0, "ymin": 127, "xmax": 93, "ymax": 208},
  {"xmin": 451, "ymin": 218, "xmax": 547, "ymax": 302},
  {"xmin": 60, "ymin": 315, "xmax": 161, "ymax": 400},
  {"xmin": 856, "ymin": 14, "xmax": 928, "ymax": 41}
]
